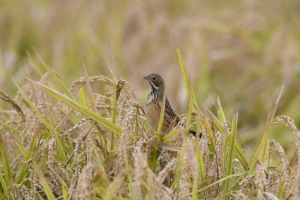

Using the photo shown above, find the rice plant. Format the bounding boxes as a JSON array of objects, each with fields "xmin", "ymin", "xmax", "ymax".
[{"xmin": 0, "ymin": 48, "xmax": 300, "ymax": 200}]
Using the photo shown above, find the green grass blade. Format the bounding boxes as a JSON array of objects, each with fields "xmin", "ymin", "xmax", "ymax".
[
  {"xmin": 204, "ymin": 118, "xmax": 216, "ymax": 152},
  {"xmin": 44, "ymin": 114, "xmax": 67, "ymax": 162},
  {"xmin": 249, "ymin": 86, "xmax": 284, "ymax": 171},
  {"xmin": 223, "ymin": 113, "xmax": 238, "ymax": 199},
  {"xmin": 196, "ymin": 147, "xmax": 205, "ymax": 181},
  {"xmin": 0, "ymin": 133, "xmax": 13, "ymax": 187},
  {"xmin": 0, "ymin": 119, "xmax": 22, "ymax": 135},
  {"xmin": 175, "ymin": 44, "xmax": 196, "ymax": 104},
  {"xmin": 260, "ymin": 86, "xmax": 284, "ymax": 162},
  {"xmin": 174, "ymin": 37, "xmax": 201, "ymax": 117},
  {"xmin": 162, "ymin": 130, "xmax": 179, "ymax": 144},
  {"xmin": 31, "ymin": 47, "xmax": 75, "ymax": 99},
  {"xmin": 223, "ymin": 132, "xmax": 228, "ymax": 177},
  {"xmin": 197, "ymin": 173, "xmax": 242, "ymax": 193},
  {"xmin": 82, "ymin": 59, "xmax": 97, "ymax": 112},
  {"xmin": 7, "ymin": 133, "xmax": 27, "ymax": 157},
  {"xmin": 277, "ymin": 182, "xmax": 285, "ymax": 199},
  {"xmin": 11, "ymin": 76, "xmax": 52, "ymax": 131},
  {"xmin": 16, "ymin": 132, "xmax": 39, "ymax": 183},
  {"xmin": 203, "ymin": 106, "xmax": 225, "ymax": 134},
  {"xmin": 204, "ymin": 106, "xmax": 249, "ymax": 170},
  {"xmin": 185, "ymin": 79, "xmax": 193, "ymax": 135},
  {"xmin": 26, "ymin": 51, "xmax": 44, "ymax": 77},
  {"xmin": 217, "ymin": 96, "xmax": 226, "ymax": 123},
  {"xmin": 33, "ymin": 162, "xmax": 56, "ymax": 200},
  {"xmin": 62, "ymin": 184, "xmax": 68, "ymax": 200},
  {"xmin": 35, "ymin": 81, "xmax": 122, "ymax": 134},
  {"xmin": 78, "ymin": 88, "xmax": 86, "ymax": 106},
  {"xmin": 0, "ymin": 171, "xmax": 8, "ymax": 197}
]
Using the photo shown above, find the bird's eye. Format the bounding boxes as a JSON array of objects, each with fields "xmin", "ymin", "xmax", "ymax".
[{"xmin": 152, "ymin": 77, "xmax": 157, "ymax": 81}]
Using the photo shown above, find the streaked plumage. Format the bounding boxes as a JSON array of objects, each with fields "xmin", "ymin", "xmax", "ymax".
[{"xmin": 144, "ymin": 74, "xmax": 197, "ymax": 136}]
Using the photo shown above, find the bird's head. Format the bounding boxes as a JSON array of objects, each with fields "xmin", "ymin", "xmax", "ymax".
[{"xmin": 143, "ymin": 74, "xmax": 164, "ymax": 92}]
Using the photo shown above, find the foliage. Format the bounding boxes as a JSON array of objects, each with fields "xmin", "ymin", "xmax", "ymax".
[{"xmin": 0, "ymin": 51, "xmax": 300, "ymax": 199}]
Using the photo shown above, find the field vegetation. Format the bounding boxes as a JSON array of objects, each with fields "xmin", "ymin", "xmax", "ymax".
[
  {"xmin": 0, "ymin": 46, "xmax": 299, "ymax": 199},
  {"xmin": 1, "ymin": 0, "xmax": 300, "ymax": 199}
]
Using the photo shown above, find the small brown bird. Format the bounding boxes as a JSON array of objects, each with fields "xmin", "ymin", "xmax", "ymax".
[{"xmin": 144, "ymin": 74, "xmax": 197, "ymax": 136}]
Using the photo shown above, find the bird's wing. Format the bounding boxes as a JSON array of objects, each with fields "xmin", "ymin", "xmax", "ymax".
[{"xmin": 164, "ymin": 97, "xmax": 180, "ymax": 125}]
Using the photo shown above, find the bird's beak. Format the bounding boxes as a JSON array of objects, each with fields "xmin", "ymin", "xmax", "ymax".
[{"xmin": 143, "ymin": 76, "xmax": 151, "ymax": 81}]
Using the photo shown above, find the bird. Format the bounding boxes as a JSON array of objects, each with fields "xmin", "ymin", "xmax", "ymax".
[{"xmin": 143, "ymin": 74, "xmax": 198, "ymax": 136}]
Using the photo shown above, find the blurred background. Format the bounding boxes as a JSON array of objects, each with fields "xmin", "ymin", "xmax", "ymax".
[{"xmin": 1, "ymin": 0, "xmax": 300, "ymax": 158}]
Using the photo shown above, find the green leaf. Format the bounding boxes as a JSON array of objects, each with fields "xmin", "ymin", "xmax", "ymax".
[
  {"xmin": 217, "ymin": 96, "xmax": 226, "ymax": 123},
  {"xmin": 0, "ymin": 171, "xmax": 8, "ymax": 197},
  {"xmin": 0, "ymin": 119, "xmax": 22, "ymax": 135},
  {"xmin": 196, "ymin": 148, "xmax": 205, "ymax": 181},
  {"xmin": 277, "ymin": 181, "xmax": 285, "ymax": 199},
  {"xmin": 33, "ymin": 162, "xmax": 56, "ymax": 200},
  {"xmin": 11, "ymin": 76, "xmax": 52, "ymax": 131},
  {"xmin": 0, "ymin": 133, "xmax": 12, "ymax": 187},
  {"xmin": 197, "ymin": 173, "xmax": 242, "ymax": 193},
  {"xmin": 162, "ymin": 130, "xmax": 179, "ymax": 144},
  {"xmin": 26, "ymin": 51, "xmax": 43, "ymax": 77},
  {"xmin": 224, "ymin": 113, "xmax": 238, "ymax": 199},
  {"xmin": 204, "ymin": 118, "xmax": 216, "ymax": 152},
  {"xmin": 16, "ymin": 132, "xmax": 39, "ymax": 183},
  {"xmin": 32, "ymin": 47, "xmax": 75, "ymax": 99},
  {"xmin": 7, "ymin": 133, "xmax": 27, "ymax": 157},
  {"xmin": 204, "ymin": 106, "xmax": 249, "ymax": 170},
  {"xmin": 35, "ymin": 81, "xmax": 122, "ymax": 135},
  {"xmin": 249, "ymin": 86, "xmax": 284, "ymax": 171},
  {"xmin": 175, "ymin": 43, "xmax": 197, "ymax": 104},
  {"xmin": 185, "ymin": 78, "xmax": 194, "ymax": 135}
]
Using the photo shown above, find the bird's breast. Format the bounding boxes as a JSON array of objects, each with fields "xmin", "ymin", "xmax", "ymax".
[{"xmin": 145, "ymin": 101, "xmax": 161, "ymax": 131}]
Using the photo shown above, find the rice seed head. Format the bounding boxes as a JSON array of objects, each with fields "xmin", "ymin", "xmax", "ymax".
[
  {"xmin": 157, "ymin": 158, "xmax": 177, "ymax": 184},
  {"xmin": 271, "ymin": 140, "xmax": 291, "ymax": 198},
  {"xmin": 134, "ymin": 152, "xmax": 147, "ymax": 200},
  {"xmin": 255, "ymin": 162, "xmax": 266, "ymax": 199},
  {"xmin": 239, "ymin": 175, "xmax": 256, "ymax": 196},
  {"xmin": 201, "ymin": 125, "xmax": 210, "ymax": 174},
  {"xmin": 178, "ymin": 156, "xmax": 190, "ymax": 200},
  {"xmin": 265, "ymin": 168, "xmax": 280, "ymax": 195},
  {"xmin": 292, "ymin": 168, "xmax": 300, "ymax": 199},
  {"xmin": 215, "ymin": 131, "xmax": 224, "ymax": 180},
  {"xmin": 272, "ymin": 115, "xmax": 300, "ymax": 168},
  {"xmin": 76, "ymin": 163, "xmax": 96, "ymax": 200},
  {"xmin": 69, "ymin": 75, "xmax": 113, "ymax": 96}
]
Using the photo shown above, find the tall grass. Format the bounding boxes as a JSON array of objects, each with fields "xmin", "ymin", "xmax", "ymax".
[
  {"xmin": 2, "ymin": 0, "xmax": 300, "ymax": 161},
  {"xmin": 0, "ymin": 51, "xmax": 300, "ymax": 199}
]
